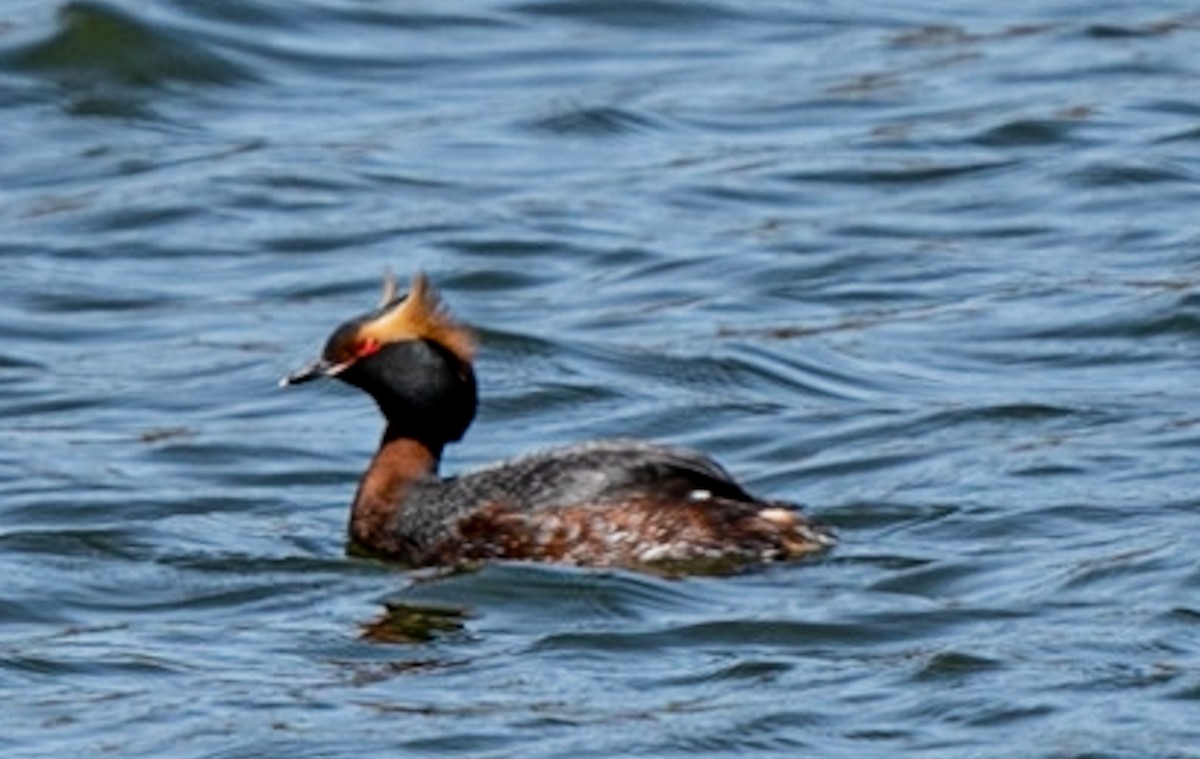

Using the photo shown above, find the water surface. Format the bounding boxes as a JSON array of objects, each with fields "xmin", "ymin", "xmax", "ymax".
[{"xmin": 4, "ymin": 1, "xmax": 1200, "ymax": 756}]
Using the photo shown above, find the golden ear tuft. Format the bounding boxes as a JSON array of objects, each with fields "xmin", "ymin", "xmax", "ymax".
[
  {"xmin": 360, "ymin": 271, "xmax": 475, "ymax": 363},
  {"xmin": 379, "ymin": 268, "xmax": 399, "ymax": 308}
]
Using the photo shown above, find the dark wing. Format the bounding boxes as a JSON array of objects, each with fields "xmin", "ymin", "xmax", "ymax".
[{"xmin": 445, "ymin": 439, "xmax": 757, "ymax": 512}]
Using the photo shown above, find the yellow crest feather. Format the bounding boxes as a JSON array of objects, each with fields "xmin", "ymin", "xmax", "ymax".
[{"xmin": 359, "ymin": 271, "xmax": 475, "ymax": 363}]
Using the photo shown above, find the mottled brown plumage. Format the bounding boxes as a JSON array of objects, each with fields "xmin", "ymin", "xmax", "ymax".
[{"xmin": 437, "ymin": 497, "xmax": 829, "ymax": 569}]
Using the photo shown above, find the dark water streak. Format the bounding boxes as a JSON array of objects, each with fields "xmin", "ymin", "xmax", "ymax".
[{"xmin": 4, "ymin": 0, "xmax": 1200, "ymax": 757}]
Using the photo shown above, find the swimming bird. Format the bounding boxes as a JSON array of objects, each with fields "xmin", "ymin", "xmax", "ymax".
[{"xmin": 282, "ymin": 272, "xmax": 833, "ymax": 571}]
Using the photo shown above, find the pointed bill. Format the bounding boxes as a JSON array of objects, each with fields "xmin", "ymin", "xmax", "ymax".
[{"xmin": 279, "ymin": 357, "xmax": 353, "ymax": 387}]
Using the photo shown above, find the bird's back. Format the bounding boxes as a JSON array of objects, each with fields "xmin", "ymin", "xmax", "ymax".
[{"xmin": 397, "ymin": 439, "xmax": 831, "ymax": 569}]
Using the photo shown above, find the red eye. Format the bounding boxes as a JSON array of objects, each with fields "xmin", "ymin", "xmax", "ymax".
[{"xmin": 356, "ymin": 338, "xmax": 381, "ymax": 358}]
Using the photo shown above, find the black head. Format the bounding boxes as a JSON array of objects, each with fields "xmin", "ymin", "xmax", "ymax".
[{"xmin": 282, "ymin": 272, "xmax": 478, "ymax": 447}]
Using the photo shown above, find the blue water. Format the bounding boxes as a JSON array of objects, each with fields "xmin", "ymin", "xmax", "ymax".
[{"xmin": 4, "ymin": 1, "xmax": 1200, "ymax": 756}]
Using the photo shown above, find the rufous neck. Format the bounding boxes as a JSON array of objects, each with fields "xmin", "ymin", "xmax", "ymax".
[{"xmin": 348, "ymin": 428, "xmax": 440, "ymax": 557}]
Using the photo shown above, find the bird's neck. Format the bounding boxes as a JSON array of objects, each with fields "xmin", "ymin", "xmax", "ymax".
[{"xmin": 348, "ymin": 425, "xmax": 441, "ymax": 558}]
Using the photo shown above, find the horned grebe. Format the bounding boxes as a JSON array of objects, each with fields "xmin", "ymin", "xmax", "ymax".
[{"xmin": 282, "ymin": 272, "xmax": 833, "ymax": 571}]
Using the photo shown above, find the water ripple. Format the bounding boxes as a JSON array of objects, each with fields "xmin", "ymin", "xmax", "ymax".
[
  {"xmin": 2, "ymin": 1, "xmax": 253, "ymax": 94},
  {"xmin": 4, "ymin": 0, "xmax": 1200, "ymax": 756},
  {"xmin": 525, "ymin": 104, "xmax": 665, "ymax": 138},
  {"xmin": 512, "ymin": 0, "xmax": 740, "ymax": 28}
]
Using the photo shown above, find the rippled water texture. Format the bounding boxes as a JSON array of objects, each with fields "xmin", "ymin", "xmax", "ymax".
[{"xmin": 4, "ymin": 1, "xmax": 1200, "ymax": 756}]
